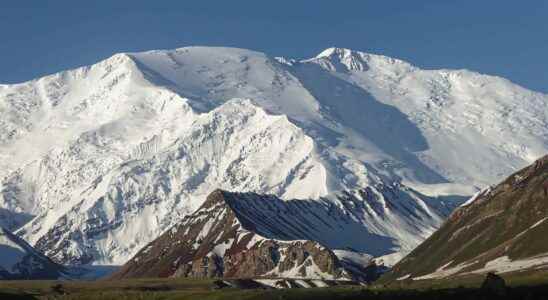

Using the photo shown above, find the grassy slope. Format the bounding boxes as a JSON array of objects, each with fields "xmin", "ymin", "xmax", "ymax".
[
  {"xmin": 382, "ymin": 155, "xmax": 548, "ymax": 281},
  {"xmin": 1, "ymin": 274, "xmax": 548, "ymax": 300}
]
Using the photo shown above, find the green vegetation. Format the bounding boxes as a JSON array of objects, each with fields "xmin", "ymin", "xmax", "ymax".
[
  {"xmin": 382, "ymin": 158, "xmax": 548, "ymax": 282},
  {"xmin": 1, "ymin": 274, "xmax": 548, "ymax": 300},
  {"xmin": 377, "ymin": 268, "xmax": 548, "ymax": 290}
]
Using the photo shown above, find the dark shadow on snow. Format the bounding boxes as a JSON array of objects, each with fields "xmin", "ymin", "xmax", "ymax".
[
  {"xmin": 224, "ymin": 192, "xmax": 398, "ymax": 257},
  {"xmin": 290, "ymin": 62, "xmax": 448, "ymax": 184}
]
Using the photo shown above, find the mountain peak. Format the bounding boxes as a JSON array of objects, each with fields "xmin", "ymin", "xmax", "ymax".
[
  {"xmin": 310, "ymin": 47, "xmax": 418, "ymax": 73},
  {"xmin": 315, "ymin": 47, "xmax": 356, "ymax": 59},
  {"xmin": 113, "ymin": 187, "xmax": 461, "ymax": 280},
  {"xmin": 112, "ymin": 189, "xmax": 379, "ymax": 281},
  {"xmin": 309, "ymin": 47, "xmax": 370, "ymax": 71}
]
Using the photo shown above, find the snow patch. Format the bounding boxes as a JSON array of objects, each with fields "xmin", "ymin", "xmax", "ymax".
[{"xmin": 469, "ymin": 254, "xmax": 548, "ymax": 275}]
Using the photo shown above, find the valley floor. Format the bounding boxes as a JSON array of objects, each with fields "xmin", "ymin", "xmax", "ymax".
[{"xmin": 2, "ymin": 273, "xmax": 548, "ymax": 300}]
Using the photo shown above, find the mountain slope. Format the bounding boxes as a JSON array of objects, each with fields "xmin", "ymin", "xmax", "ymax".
[
  {"xmin": 114, "ymin": 187, "xmax": 459, "ymax": 279},
  {"xmin": 1, "ymin": 46, "xmax": 547, "ymax": 266},
  {"xmin": 383, "ymin": 155, "xmax": 548, "ymax": 281},
  {"xmin": 299, "ymin": 48, "xmax": 547, "ymax": 187},
  {"xmin": 112, "ymin": 190, "xmax": 380, "ymax": 281},
  {"xmin": 0, "ymin": 226, "xmax": 66, "ymax": 279},
  {"xmin": 28, "ymin": 99, "xmax": 324, "ymax": 265}
]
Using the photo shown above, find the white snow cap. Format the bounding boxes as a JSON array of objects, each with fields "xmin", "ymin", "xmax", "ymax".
[{"xmin": 0, "ymin": 46, "xmax": 546, "ymax": 267}]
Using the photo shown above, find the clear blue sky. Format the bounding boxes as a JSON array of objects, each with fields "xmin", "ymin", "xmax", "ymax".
[{"xmin": 1, "ymin": 1, "xmax": 547, "ymax": 92}]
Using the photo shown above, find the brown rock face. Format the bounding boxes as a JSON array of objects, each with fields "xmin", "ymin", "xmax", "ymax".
[
  {"xmin": 111, "ymin": 190, "xmax": 372, "ymax": 281},
  {"xmin": 221, "ymin": 240, "xmax": 344, "ymax": 278},
  {"xmin": 174, "ymin": 255, "xmax": 224, "ymax": 278},
  {"xmin": 223, "ymin": 240, "xmax": 279, "ymax": 278}
]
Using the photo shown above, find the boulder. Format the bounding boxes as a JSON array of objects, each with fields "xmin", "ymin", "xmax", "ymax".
[{"xmin": 481, "ymin": 272, "xmax": 506, "ymax": 296}]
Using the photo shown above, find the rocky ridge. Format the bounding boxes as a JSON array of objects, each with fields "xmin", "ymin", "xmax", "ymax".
[{"xmin": 112, "ymin": 190, "xmax": 386, "ymax": 281}]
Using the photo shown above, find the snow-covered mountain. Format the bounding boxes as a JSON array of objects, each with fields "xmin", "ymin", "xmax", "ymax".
[
  {"xmin": 0, "ymin": 226, "xmax": 66, "ymax": 279},
  {"xmin": 113, "ymin": 190, "xmax": 376, "ymax": 281},
  {"xmin": 113, "ymin": 189, "xmax": 456, "ymax": 280},
  {"xmin": 0, "ymin": 46, "xmax": 547, "ymax": 267}
]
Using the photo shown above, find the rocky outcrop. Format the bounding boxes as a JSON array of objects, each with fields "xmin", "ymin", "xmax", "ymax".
[{"xmin": 111, "ymin": 190, "xmax": 378, "ymax": 281}]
